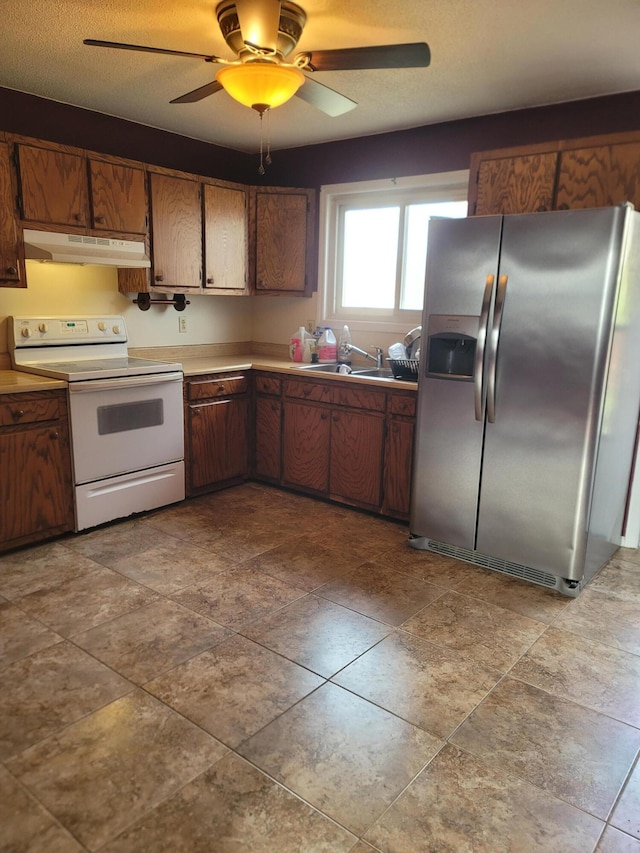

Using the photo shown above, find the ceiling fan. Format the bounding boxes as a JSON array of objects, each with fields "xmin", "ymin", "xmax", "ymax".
[{"xmin": 84, "ymin": 0, "xmax": 431, "ymax": 118}]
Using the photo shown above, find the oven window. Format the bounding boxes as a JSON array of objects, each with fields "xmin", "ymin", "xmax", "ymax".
[{"xmin": 97, "ymin": 399, "xmax": 164, "ymax": 435}]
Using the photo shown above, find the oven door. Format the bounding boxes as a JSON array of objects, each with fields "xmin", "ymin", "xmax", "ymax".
[{"xmin": 68, "ymin": 372, "xmax": 184, "ymax": 484}]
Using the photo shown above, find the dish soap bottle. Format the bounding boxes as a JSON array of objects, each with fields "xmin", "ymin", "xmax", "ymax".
[
  {"xmin": 317, "ymin": 327, "xmax": 337, "ymax": 363},
  {"xmin": 338, "ymin": 324, "xmax": 352, "ymax": 365}
]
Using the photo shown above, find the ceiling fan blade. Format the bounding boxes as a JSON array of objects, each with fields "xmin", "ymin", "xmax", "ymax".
[
  {"xmin": 295, "ymin": 77, "xmax": 357, "ymax": 117},
  {"xmin": 234, "ymin": 0, "xmax": 281, "ymax": 54},
  {"xmin": 301, "ymin": 42, "xmax": 431, "ymax": 72},
  {"xmin": 83, "ymin": 38, "xmax": 221, "ymax": 62},
  {"xmin": 170, "ymin": 80, "xmax": 224, "ymax": 104}
]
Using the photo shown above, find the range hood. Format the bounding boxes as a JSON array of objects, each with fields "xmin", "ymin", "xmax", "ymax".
[{"xmin": 23, "ymin": 229, "xmax": 150, "ymax": 268}]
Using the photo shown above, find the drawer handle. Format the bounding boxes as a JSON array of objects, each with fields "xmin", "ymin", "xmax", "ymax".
[
  {"xmin": 12, "ymin": 409, "xmax": 25, "ymax": 420},
  {"xmin": 218, "ymin": 384, "xmax": 225, "ymax": 392}
]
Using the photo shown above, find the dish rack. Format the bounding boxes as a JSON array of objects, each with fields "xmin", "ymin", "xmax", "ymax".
[{"xmin": 387, "ymin": 358, "xmax": 420, "ymax": 380}]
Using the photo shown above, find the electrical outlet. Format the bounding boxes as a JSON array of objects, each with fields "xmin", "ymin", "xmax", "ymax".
[{"xmin": 178, "ymin": 316, "xmax": 188, "ymax": 334}]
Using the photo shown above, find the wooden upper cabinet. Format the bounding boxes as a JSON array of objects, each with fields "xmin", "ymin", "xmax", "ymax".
[
  {"xmin": 88, "ymin": 159, "xmax": 147, "ymax": 234},
  {"xmin": 254, "ymin": 187, "xmax": 316, "ymax": 295},
  {"xmin": 473, "ymin": 152, "xmax": 558, "ymax": 215},
  {"xmin": 555, "ymin": 142, "xmax": 640, "ymax": 210},
  {"xmin": 149, "ymin": 172, "xmax": 202, "ymax": 289},
  {"xmin": 204, "ymin": 183, "xmax": 247, "ymax": 293},
  {"xmin": 0, "ymin": 142, "xmax": 22, "ymax": 286},
  {"xmin": 17, "ymin": 143, "xmax": 89, "ymax": 227}
]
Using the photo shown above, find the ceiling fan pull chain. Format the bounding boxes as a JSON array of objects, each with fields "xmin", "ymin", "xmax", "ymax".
[
  {"xmin": 265, "ymin": 108, "xmax": 272, "ymax": 166},
  {"xmin": 258, "ymin": 111, "xmax": 265, "ymax": 175}
]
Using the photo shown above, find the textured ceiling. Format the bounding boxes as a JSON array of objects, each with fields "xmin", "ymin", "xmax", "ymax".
[{"xmin": 3, "ymin": 0, "xmax": 640, "ymax": 153}]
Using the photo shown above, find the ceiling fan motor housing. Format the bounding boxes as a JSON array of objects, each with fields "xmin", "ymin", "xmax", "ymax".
[{"xmin": 216, "ymin": 0, "xmax": 307, "ymax": 58}]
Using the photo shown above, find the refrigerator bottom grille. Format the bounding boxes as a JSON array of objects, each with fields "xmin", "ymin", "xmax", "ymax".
[{"xmin": 426, "ymin": 541, "xmax": 558, "ymax": 589}]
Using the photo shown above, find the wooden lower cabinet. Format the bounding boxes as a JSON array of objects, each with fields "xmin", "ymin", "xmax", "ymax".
[
  {"xmin": 0, "ymin": 390, "xmax": 74, "ymax": 551},
  {"xmin": 254, "ymin": 373, "xmax": 282, "ymax": 483},
  {"xmin": 275, "ymin": 374, "xmax": 415, "ymax": 517},
  {"xmin": 185, "ymin": 373, "xmax": 249, "ymax": 495},
  {"xmin": 282, "ymin": 400, "xmax": 330, "ymax": 493},
  {"xmin": 383, "ymin": 417, "xmax": 415, "ymax": 519},
  {"xmin": 330, "ymin": 408, "xmax": 384, "ymax": 509}
]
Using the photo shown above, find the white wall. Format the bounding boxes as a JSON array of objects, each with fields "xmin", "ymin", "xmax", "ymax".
[
  {"xmin": 1, "ymin": 262, "xmax": 413, "ymax": 360},
  {"xmin": 0, "ymin": 262, "xmax": 252, "ymax": 354}
]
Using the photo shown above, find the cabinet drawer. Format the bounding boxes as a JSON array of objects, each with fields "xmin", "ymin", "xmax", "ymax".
[
  {"xmin": 255, "ymin": 374, "xmax": 282, "ymax": 396},
  {"xmin": 284, "ymin": 379, "xmax": 332, "ymax": 403},
  {"xmin": 331, "ymin": 385, "xmax": 386, "ymax": 412},
  {"xmin": 188, "ymin": 374, "xmax": 248, "ymax": 401},
  {"xmin": 387, "ymin": 393, "xmax": 416, "ymax": 417},
  {"xmin": 0, "ymin": 395, "xmax": 62, "ymax": 427}
]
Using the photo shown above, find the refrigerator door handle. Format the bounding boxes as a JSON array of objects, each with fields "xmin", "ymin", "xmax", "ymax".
[
  {"xmin": 487, "ymin": 274, "xmax": 508, "ymax": 424},
  {"xmin": 474, "ymin": 274, "xmax": 495, "ymax": 421}
]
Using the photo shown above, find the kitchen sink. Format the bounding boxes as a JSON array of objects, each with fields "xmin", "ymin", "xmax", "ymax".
[
  {"xmin": 297, "ymin": 364, "xmax": 344, "ymax": 374},
  {"xmin": 350, "ymin": 367, "xmax": 395, "ymax": 379},
  {"xmin": 296, "ymin": 364, "xmax": 397, "ymax": 380}
]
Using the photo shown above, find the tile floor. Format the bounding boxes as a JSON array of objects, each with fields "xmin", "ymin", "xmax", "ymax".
[{"xmin": 1, "ymin": 482, "xmax": 640, "ymax": 852}]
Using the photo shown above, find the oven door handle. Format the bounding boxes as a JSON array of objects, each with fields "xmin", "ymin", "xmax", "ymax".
[{"xmin": 67, "ymin": 371, "xmax": 183, "ymax": 394}]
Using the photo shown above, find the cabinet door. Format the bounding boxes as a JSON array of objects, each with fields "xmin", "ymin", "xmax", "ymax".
[
  {"xmin": 0, "ymin": 142, "xmax": 21, "ymax": 286},
  {"xmin": 204, "ymin": 183, "xmax": 247, "ymax": 292},
  {"xmin": 89, "ymin": 159, "xmax": 147, "ymax": 234},
  {"xmin": 255, "ymin": 189, "xmax": 313, "ymax": 294},
  {"xmin": 255, "ymin": 395, "xmax": 282, "ymax": 482},
  {"xmin": 330, "ymin": 409, "xmax": 384, "ymax": 509},
  {"xmin": 555, "ymin": 143, "xmax": 640, "ymax": 210},
  {"xmin": 474, "ymin": 153, "xmax": 557, "ymax": 215},
  {"xmin": 282, "ymin": 400, "xmax": 330, "ymax": 492},
  {"xmin": 383, "ymin": 418, "xmax": 415, "ymax": 519},
  {"xmin": 0, "ymin": 424, "xmax": 74, "ymax": 548},
  {"xmin": 188, "ymin": 397, "xmax": 249, "ymax": 491},
  {"xmin": 17, "ymin": 144, "xmax": 89, "ymax": 227},
  {"xmin": 149, "ymin": 172, "xmax": 202, "ymax": 289}
]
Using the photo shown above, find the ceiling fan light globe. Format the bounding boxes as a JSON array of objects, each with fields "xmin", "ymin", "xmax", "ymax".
[{"xmin": 217, "ymin": 63, "xmax": 304, "ymax": 110}]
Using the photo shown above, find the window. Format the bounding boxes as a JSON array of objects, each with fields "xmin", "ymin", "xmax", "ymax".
[{"xmin": 319, "ymin": 171, "xmax": 468, "ymax": 333}]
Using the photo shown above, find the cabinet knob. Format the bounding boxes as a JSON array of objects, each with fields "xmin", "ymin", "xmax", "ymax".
[
  {"xmin": 12, "ymin": 409, "xmax": 25, "ymax": 420},
  {"xmin": 94, "ymin": 215, "xmax": 105, "ymax": 224},
  {"xmin": 557, "ymin": 203, "xmax": 570, "ymax": 211},
  {"xmin": 206, "ymin": 277, "xmax": 214, "ymax": 285},
  {"xmin": 218, "ymin": 384, "xmax": 225, "ymax": 393},
  {"xmin": 49, "ymin": 430, "xmax": 59, "ymax": 440},
  {"xmin": 74, "ymin": 212, "xmax": 83, "ymax": 222},
  {"xmin": 321, "ymin": 412, "xmax": 329, "ymax": 420},
  {"xmin": 193, "ymin": 407, "xmax": 201, "ymax": 416},
  {"xmin": 6, "ymin": 265, "xmax": 17, "ymax": 275},
  {"xmin": 155, "ymin": 274, "xmax": 164, "ymax": 282}
]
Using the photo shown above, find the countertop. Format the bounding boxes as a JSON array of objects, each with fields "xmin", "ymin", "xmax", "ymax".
[
  {"xmin": 0, "ymin": 370, "xmax": 67, "ymax": 395},
  {"xmin": 179, "ymin": 355, "xmax": 418, "ymax": 391},
  {"xmin": 1, "ymin": 357, "xmax": 418, "ymax": 394}
]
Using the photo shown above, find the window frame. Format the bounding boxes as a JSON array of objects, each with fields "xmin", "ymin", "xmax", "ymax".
[{"xmin": 318, "ymin": 170, "xmax": 469, "ymax": 334}]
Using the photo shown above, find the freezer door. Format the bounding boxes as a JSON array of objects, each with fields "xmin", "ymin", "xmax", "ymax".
[
  {"xmin": 476, "ymin": 206, "xmax": 627, "ymax": 577},
  {"xmin": 410, "ymin": 215, "xmax": 502, "ymax": 547}
]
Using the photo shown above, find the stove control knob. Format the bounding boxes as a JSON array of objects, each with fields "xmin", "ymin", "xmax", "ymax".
[
  {"xmin": 38, "ymin": 322, "xmax": 48, "ymax": 333},
  {"xmin": 21, "ymin": 327, "xmax": 32, "ymax": 338},
  {"xmin": 97, "ymin": 321, "xmax": 107, "ymax": 332},
  {"xmin": 112, "ymin": 325, "xmax": 121, "ymax": 335}
]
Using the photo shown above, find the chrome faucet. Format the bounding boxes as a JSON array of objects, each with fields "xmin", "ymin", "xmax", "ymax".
[{"xmin": 343, "ymin": 343, "xmax": 384, "ymax": 369}]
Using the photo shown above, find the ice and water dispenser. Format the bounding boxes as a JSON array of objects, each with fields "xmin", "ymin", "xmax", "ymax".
[{"xmin": 425, "ymin": 315, "xmax": 478, "ymax": 381}]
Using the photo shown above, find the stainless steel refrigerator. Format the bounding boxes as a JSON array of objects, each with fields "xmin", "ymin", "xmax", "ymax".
[{"xmin": 409, "ymin": 204, "xmax": 640, "ymax": 596}]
